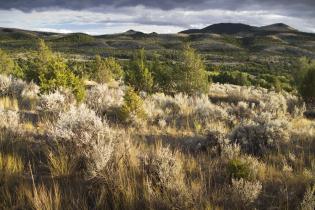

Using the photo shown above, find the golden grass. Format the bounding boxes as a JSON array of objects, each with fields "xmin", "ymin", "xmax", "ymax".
[
  {"xmin": 47, "ymin": 147, "xmax": 77, "ymax": 177},
  {"xmin": 26, "ymin": 183, "xmax": 61, "ymax": 210},
  {"xmin": 0, "ymin": 152, "xmax": 24, "ymax": 175},
  {"xmin": 0, "ymin": 96, "xmax": 19, "ymax": 111}
]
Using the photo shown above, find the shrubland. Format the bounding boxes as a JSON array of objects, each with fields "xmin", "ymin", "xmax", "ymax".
[{"xmin": 0, "ymin": 41, "xmax": 314, "ymax": 209}]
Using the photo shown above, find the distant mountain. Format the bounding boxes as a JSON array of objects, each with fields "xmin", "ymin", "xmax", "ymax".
[
  {"xmin": 180, "ymin": 23, "xmax": 299, "ymax": 35},
  {"xmin": 181, "ymin": 23, "xmax": 257, "ymax": 34},
  {"xmin": 122, "ymin": 30, "xmax": 144, "ymax": 35},
  {"xmin": 55, "ymin": 33, "xmax": 95, "ymax": 42},
  {"xmin": 259, "ymin": 23, "xmax": 297, "ymax": 32},
  {"xmin": 0, "ymin": 23, "xmax": 314, "ymax": 60}
]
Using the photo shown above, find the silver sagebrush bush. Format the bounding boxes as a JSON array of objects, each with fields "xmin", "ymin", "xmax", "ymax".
[
  {"xmin": 300, "ymin": 184, "xmax": 315, "ymax": 210},
  {"xmin": 0, "ymin": 108, "xmax": 19, "ymax": 129},
  {"xmin": 231, "ymin": 113, "xmax": 290, "ymax": 155},
  {"xmin": 86, "ymin": 83, "xmax": 125, "ymax": 115},
  {"xmin": 142, "ymin": 146, "xmax": 186, "ymax": 192},
  {"xmin": 144, "ymin": 93, "xmax": 228, "ymax": 128},
  {"xmin": 0, "ymin": 74, "xmax": 11, "ymax": 96},
  {"xmin": 231, "ymin": 178, "xmax": 262, "ymax": 205},
  {"xmin": 38, "ymin": 91, "xmax": 67, "ymax": 113},
  {"xmin": 50, "ymin": 104, "xmax": 114, "ymax": 174}
]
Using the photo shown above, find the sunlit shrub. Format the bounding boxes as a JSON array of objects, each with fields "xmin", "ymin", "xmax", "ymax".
[
  {"xmin": 20, "ymin": 82, "xmax": 40, "ymax": 110},
  {"xmin": 86, "ymin": 83, "xmax": 125, "ymax": 115},
  {"xmin": 0, "ymin": 74, "xmax": 11, "ymax": 96},
  {"xmin": 300, "ymin": 184, "xmax": 315, "ymax": 210},
  {"xmin": 231, "ymin": 178, "xmax": 262, "ymax": 205},
  {"xmin": 209, "ymin": 83, "xmax": 302, "ymax": 116},
  {"xmin": 0, "ymin": 74, "xmax": 26, "ymax": 97},
  {"xmin": 0, "ymin": 108, "xmax": 20, "ymax": 129},
  {"xmin": 38, "ymin": 90, "xmax": 74, "ymax": 114},
  {"xmin": 227, "ymin": 156, "xmax": 264, "ymax": 181},
  {"xmin": 141, "ymin": 146, "xmax": 191, "ymax": 208},
  {"xmin": 230, "ymin": 113, "xmax": 290, "ymax": 156},
  {"xmin": 50, "ymin": 104, "xmax": 114, "ymax": 175},
  {"xmin": 144, "ymin": 93, "xmax": 228, "ymax": 128},
  {"xmin": 118, "ymin": 88, "xmax": 146, "ymax": 124}
]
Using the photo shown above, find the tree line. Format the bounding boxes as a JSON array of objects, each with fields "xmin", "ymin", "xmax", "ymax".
[{"xmin": 0, "ymin": 39, "xmax": 315, "ymax": 105}]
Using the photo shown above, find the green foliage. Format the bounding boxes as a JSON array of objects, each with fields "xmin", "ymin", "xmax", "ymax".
[
  {"xmin": 293, "ymin": 57, "xmax": 314, "ymax": 88},
  {"xmin": 92, "ymin": 55, "xmax": 123, "ymax": 83},
  {"xmin": 118, "ymin": 88, "xmax": 146, "ymax": 123},
  {"xmin": 125, "ymin": 49, "xmax": 154, "ymax": 93},
  {"xmin": 26, "ymin": 39, "xmax": 85, "ymax": 101},
  {"xmin": 213, "ymin": 71, "xmax": 251, "ymax": 86},
  {"xmin": 175, "ymin": 44, "xmax": 209, "ymax": 95},
  {"xmin": 67, "ymin": 60, "xmax": 89, "ymax": 78},
  {"xmin": 299, "ymin": 65, "xmax": 315, "ymax": 104},
  {"xmin": 0, "ymin": 49, "xmax": 23, "ymax": 77},
  {"xmin": 151, "ymin": 55, "xmax": 176, "ymax": 93},
  {"xmin": 55, "ymin": 33, "xmax": 95, "ymax": 43},
  {"xmin": 212, "ymin": 70, "xmax": 291, "ymax": 91},
  {"xmin": 293, "ymin": 57, "xmax": 315, "ymax": 103},
  {"xmin": 227, "ymin": 159, "xmax": 252, "ymax": 180}
]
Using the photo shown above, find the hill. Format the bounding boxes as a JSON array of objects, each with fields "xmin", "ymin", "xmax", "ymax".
[
  {"xmin": 0, "ymin": 23, "xmax": 315, "ymax": 80},
  {"xmin": 181, "ymin": 23, "xmax": 258, "ymax": 34},
  {"xmin": 180, "ymin": 22, "xmax": 299, "ymax": 35}
]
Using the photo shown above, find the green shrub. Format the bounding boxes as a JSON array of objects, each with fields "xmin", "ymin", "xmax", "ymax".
[
  {"xmin": 151, "ymin": 55, "xmax": 176, "ymax": 93},
  {"xmin": 92, "ymin": 55, "xmax": 123, "ymax": 83},
  {"xmin": 227, "ymin": 159, "xmax": 252, "ymax": 180},
  {"xmin": 125, "ymin": 49, "xmax": 154, "ymax": 93},
  {"xmin": 300, "ymin": 66, "xmax": 315, "ymax": 104},
  {"xmin": 175, "ymin": 44, "xmax": 208, "ymax": 95},
  {"xmin": 118, "ymin": 88, "xmax": 146, "ymax": 123},
  {"xmin": 213, "ymin": 71, "xmax": 251, "ymax": 86},
  {"xmin": 0, "ymin": 49, "xmax": 23, "ymax": 77},
  {"xmin": 26, "ymin": 39, "xmax": 85, "ymax": 101}
]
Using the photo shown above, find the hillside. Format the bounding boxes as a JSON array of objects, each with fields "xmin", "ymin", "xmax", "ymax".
[
  {"xmin": 1, "ymin": 21, "xmax": 315, "ymax": 210},
  {"xmin": 1, "ymin": 23, "xmax": 315, "ymax": 84},
  {"xmin": 1, "ymin": 23, "xmax": 315, "ymax": 59}
]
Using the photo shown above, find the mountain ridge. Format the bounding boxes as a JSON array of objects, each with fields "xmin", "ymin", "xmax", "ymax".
[{"xmin": 180, "ymin": 22, "xmax": 299, "ymax": 35}]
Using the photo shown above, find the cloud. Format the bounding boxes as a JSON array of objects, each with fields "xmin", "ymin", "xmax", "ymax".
[
  {"xmin": 0, "ymin": 6, "xmax": 314, "ymax": 35},
  {"xmin": 0, "ymin": 1, "xmax": 314, "ymax": 34},
  {"xmin": 0, "ymin": 0, "xmax": 314, "ymax": 15}
]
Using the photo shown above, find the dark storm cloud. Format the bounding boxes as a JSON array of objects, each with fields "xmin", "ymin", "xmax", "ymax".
[
  {"xmin": 0, "ymin": 0, "xmax": 314, "ymax": 34},
  {"xmin": 0, "ymin": 0, "xmax": 314, "ymax": 12}
]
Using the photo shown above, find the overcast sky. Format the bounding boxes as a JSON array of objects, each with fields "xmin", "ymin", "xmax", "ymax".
[{"xmin": 0, "ymin": 0, "xmax": 314, "ymax": 34}]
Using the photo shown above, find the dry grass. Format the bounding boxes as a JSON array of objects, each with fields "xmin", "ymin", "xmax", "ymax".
[{"xmin": 0, "ymin": 74, "xmax": 314, "ymax": 209}]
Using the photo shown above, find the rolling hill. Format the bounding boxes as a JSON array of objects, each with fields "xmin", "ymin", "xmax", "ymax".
[{"xmin": 0, "ymin": 23, "xmax": 315, "ymax": 75}]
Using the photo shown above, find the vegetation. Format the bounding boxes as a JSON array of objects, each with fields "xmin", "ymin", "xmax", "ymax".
[
  {"xmin": 92, "ymin": 55, "xmax": 124, "ymax": 83},
  {"xmin": 0, "ymin": 31, "xmax": 315, "ymax": 209},
  {"xmin": 0, "ymin": 49, "xmax": 22, "ymax": 77},
  {"xmin": 175, "ymin": 44, "xmax": 209, "ymax": 94},
  {"xmin": 125, "ymin": 49, "xmax": 154, "ymax": 93},
  {"xmin": 296, "ymin": 58, "xmax": 315, "ymax": 104},
  {"xmin": 23, "ymin": 40, "xmax": 85, "ymax": 101},
  {"xmin": 118, "ymin": 87, "xmax": 146, "ymax": 123}
]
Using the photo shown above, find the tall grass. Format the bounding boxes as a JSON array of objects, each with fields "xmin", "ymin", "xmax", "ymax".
[{"xmin": 0, "ymin": 74, "xmax": 314, "ymax": 209}]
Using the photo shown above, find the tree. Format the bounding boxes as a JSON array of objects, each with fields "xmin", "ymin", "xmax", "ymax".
[
  {"xmin": 125, "ymin": 49, "xmax": 154, "ymax": 93},
  {"xmin": 0, "ymin": 49, "xmax": 23, "ymax": 77},
  {"xmin": 300, "ymin": 66, "xmax": 315, "ymax": 104},
  {"xmin": 118, "ymin": 87, "xmax": 146, "ymax": 123},
  {"xmin": 92, "ymin": 55, "xmax": 123, "ymax": 83},
  {"xmin": 27, "ymin": 39, "xmax": 85, "ymax": 101},
  {"xmin": 175, "ymin": 44, "xmax": 209, "ymax": 95},
  {"xmin": 293, "ymin": 57, "xmax": 315, "ymax": 104},
  {"xmin": 271, "ymin": 77, "xmax": 282, "ymax": 92},
  {"xmin": 151, "ymin": 54, "xmax": 176, "ymax": 93},
  {"xmin": 293, "ymin": 57, "xmax": 315, "ymax": 88}
]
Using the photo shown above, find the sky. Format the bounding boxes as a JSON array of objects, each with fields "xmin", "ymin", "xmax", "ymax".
[{"xmin": 0, "ymin": 0, "xmax": 314, "ymax": 35}]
